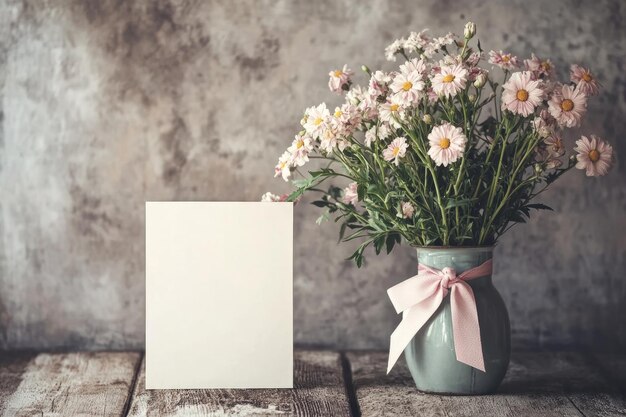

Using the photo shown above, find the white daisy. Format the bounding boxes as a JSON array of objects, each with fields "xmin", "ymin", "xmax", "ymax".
[
  {"xmin": 383, "ymin": 137, "xmax": 409, "ymax": 166},
  {"xmin": 431, "ymin": 64, "xmax": 468, "ymax": 98},
  {"xmin": 427, "ymin": 123, "xmax": 467, "ymax": 167}
]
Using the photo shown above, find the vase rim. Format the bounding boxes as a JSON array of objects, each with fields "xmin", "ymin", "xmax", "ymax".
[{"xmin": 414, "ymin": 245, "xmax": 495, "ymax": 252}]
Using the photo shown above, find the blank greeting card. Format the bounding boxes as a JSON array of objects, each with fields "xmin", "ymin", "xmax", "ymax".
[{"xmin": 145, "ymin": 202, "xmax": 293, "ymax": 389}]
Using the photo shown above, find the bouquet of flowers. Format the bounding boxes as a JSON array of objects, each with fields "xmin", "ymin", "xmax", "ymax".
[{"xmin": 264, "ymin": 22, "xmax": 614, "ymax": 267}]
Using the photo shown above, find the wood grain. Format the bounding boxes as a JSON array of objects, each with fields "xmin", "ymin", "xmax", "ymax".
[
  {"xmin": 0, "ymin": 352, "xmax": 36, "ymax": 415},
  {"xmin": 0, "ymin": 352, "xmax": 141, "ymax": 417},
  {"xmin": 347, "ymin": 351, "xmax": 626, "ymax": 417},
  {"xmin": 127, "ymin": 350, "xmax": 352, "ymax": 417}
]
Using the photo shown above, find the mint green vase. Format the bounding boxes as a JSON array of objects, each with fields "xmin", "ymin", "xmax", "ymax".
[{"xmin": 404, "ymin": 246, "xmax": 510, "ymax": 394}]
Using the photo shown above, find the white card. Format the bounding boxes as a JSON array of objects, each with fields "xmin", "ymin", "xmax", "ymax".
[{"xmin": 145, "ymin": 202, "xmax": 293, "ymax": 389}]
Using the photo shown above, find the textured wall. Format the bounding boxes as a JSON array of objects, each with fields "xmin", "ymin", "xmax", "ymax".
[{"xmin": 0, "ymin": 0, "xmax": 624, "ymax": 350}]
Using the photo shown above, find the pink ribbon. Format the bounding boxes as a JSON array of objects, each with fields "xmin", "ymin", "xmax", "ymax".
[{"xmin": 386, "ymin": 259, "xmax": 493, "ymax": 374}]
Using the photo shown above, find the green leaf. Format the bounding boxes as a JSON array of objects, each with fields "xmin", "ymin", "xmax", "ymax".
[
  {"xmin": 445, "ymin": 198, "xmax": 477, "ymax": 209},
  {"xmin": 373, "ymin": 237, "xmax": 382, "ymax": 255},
  {"xmin": 311, "ymin": 200, "xmax": 328, "ymax": 207},
  {"xmin": 338, "ymin": 222, "xmax": 347, "ymax": 242},
  {"xmin": 525, "ymin": 203, "xmax": 554, "ymax": 211},
  {"xmin": 386, "ymin": 234, "xmax": 397, "ymax": 254}
]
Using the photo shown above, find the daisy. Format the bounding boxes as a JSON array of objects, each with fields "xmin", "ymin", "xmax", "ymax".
[
  {"xmin": 328, "ymin": 64, "xmax": 353, "ymax": 94},
  {"xmin": 390, "ymin": 71, "xmax": 424, "ymax": 105},
  {"xmin": 345, "ymin": 85, "xmax": 366, "ymax": 106},
  {"xmin": 403, "ymin": 30, "xmax": 430, "ymax": 54},
  {"xmin": 488, "ymin": 50, "xmax": 519, "ymax": 70},
  {"xmin": 385, "ymin": 38, "xmax": 405, "ymax": 62},
  {"xmin": 368, "ymin": 70, "xmax": 393, "ymax": 98},
  {"xmin": 399, "ymin": 58, "xmax": 428, "ymax": 77},
  {"xmin": 364, "ymin": 127, "xmax": 377, "ymax": 147},
  {"xmin": 431, "ymin": 64, "xmax": 468, "ymax": 98},
  {"xmin": 261, "ymin": 192, "xmax": 281, "ymax": 202},
  {"xmin": 303, "ymin": 103, "xmax": 330, "ymax": 138},
  {"xmin": 427, "ymin": 123, "xmax": 467, "ymax": 167},
  {"xmin": 261, "ymin": 192, "xmax": 288, "ymax": 202},
  {"xmin": 383, "ymin": 137, "xmax": 409, "ymax": 166},
  {"xmin": 358, "ymin": 93, "xmax": 379, "ymax": 121},
  {"xmin": 570, "ymin": 65, "xmax": 599, "ymax": 96},
  {"xmin": 532, "ymin": 109, "xmax": 557, "ymax": 138},
  {"xmin": 574, "ymin": 135, "xmax": 613, "ymax": 176},
  {"xmin": 274, "ymin": 151, "xmax": 292, "ymax": 181},
  {"xmin": 378, "ymin": 99, "xmax": 405, "ymax": 127},
  {"xmin": 342, "ymin": 182, "xmax": 359, "ymax": 205},
  {"xmin": 501, "ymin": 71, "xmax": 544, "ymax": 117},
  {"xmin": 524, "ymin": 53, "xmax": 554, "ymax": 79},
  {"xmin": 399, "ymin": 202, "xmax": 415, "ymax": 219},
  {"xmin": 544, "ymin": 134, "xmax": 565, "ymax": 158},
  {"xmin": 378, "ymin": 123, "xmax": 392, "ymax": 140},
  {"xmin": 319, "ymin": 127, "xmax": 339, "ymax": 153},
  {"xmin": 288, "ymin": 134, "xmax": 314, "ymax": 167},
  {"xmin": 548, "ymin": 84, "xmax": 587, "ymax": 128}
]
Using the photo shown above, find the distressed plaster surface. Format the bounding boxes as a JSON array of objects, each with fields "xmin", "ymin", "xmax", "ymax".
[{"xmin": 0, "ymin": 0, "xmax": 624, "ymax": 350}]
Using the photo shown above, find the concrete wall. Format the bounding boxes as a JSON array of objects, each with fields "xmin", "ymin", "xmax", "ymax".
[{"xmin": 1, "ymin": 0, "xmax": 624, "ymax": 350}]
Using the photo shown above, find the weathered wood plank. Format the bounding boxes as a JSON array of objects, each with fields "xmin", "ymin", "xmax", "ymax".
[
  {"xmin": 127, "ymin": 350, "xmax": 351, "ymax": 417},
  {"xmin": 1, "ymin": 351, "xmax": 141, "ymax": 417},
  {"xmin": 0, "ymin": 352, "xmax": 37, "ymax": 414},
  {"xmin": 347, "ymin": 351, "xmax": 626, "ymax": 417}
]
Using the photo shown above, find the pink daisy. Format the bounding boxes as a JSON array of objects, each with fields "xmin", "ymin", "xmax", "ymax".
[
  {"xmin": 390, "ymin": 71, "xmax": 424, "ymax": 106},
  {"xmin": 427, "ymin": 123, "xmax": 467, "ymax": 167},
  {"xmin": 488, "ymin": 50, "xmax": 519, "ymax": 70},
  {"xmin": 501, "ymin": 71, "xmax": 544, "ymax": 117},
  {"xmin": 570, "ymin": 65, "xmax": 599, "ymax": 96},
  {"xmin": 342, "ymin": 182, "xmax": 359, "ymax": 205},
  {"xmin": 574, "ymin": 135, "xmax": 613, "ymax": 177},
  {"xmin": 274, "ymin": 151, "xmax": 292, "ymax": 181},
  {"xmin": 524, "ymin": 53, "xmax": 555, "ymax": 79},
  {"xmin": 431, "ymin": 64, "xmax": 468, "ymax": 98},
  {"xmin": 548, "ymin": 84, "xmax": 587, "ymax": 128},
  {"xmin": 328, "ymin": 65, "xmax": 353, "ymax": 94},
  {"xmin": 383, "ymin": 137, "xmax": 409, "ymax": 166}
]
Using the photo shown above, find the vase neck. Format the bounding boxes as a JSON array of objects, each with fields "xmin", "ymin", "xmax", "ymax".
[{"xmin": 416, "ymin": 247, "xmax": 494, "ymax": 278}]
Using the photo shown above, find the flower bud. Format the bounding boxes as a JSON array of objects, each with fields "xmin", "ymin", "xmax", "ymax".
[
  {"xmin": 422, "ymin": 114, "xmax": 433, "ymax": 124},
  {"xmin": 361, "ymin": 65, "xmax": 371, "ymax": 75},
  {"xmin": 534, "ymin": 163, "xmax": 543, "ymax": 175},
  {"xmin": 468, "ymin": 94, "xmax": 477, "ymax": 102},
  {"xmin": 464, "ymin": 22, "xmax": 476, "ymax": 39},
  {"xmin": 473, "ymin": 73, "xmax": 487, "ymax": 88}
]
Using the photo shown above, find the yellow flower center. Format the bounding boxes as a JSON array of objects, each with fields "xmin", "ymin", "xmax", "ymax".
[
  {"xmin": 516, "ymin": 89, "xmax": 529, "ymax": 102},
  {"xmin": 296, "ymin": 139, "xmax": 304, "ymax": 149},
  {"xmin": 390, "ymin": 104, "xmax": 399, "ymax": 112},
  {"xmin": 582, "ymin": 73, "xmax": 592, "ymax": 82},
  {"xmin": 561, "ymin": 99, "xmax": 574, "ymax": 112},
  {"xmin": 442, "ymin": 74, "xmax": 455, "ymax": 83},
  {"xmin": 502, "ymin": 55, "xmax": 510, "ymax": 63},
  {"xmin": 333, "ymin": 70, "xmax": 343, "ymax": 77},
  {"xmin": 541, "ymin": 62, "xmax": 551, "ymax": 71},
  {"xmin": 393, "ymin": 147, "xmax": 400, "ymax": 156},
  {"xmin": 439, "ymin": 138, "xmax": 451, "ymax": 149},
  {"xmin": 402, "ymin": 81, "xmax": 413, "ymax": 91},
  {"xmin": 314, "ymin": 117, "xmax": 323, "ymax": 126},
  {"xmin": 588, "ymin": 149, "xmax": 600, "ymax": 162},
  {"xmin": 334, "ymin": 110, "xmax": 343, "ymax": 118},
  {"xmin": 279, "ymin": 162, "xmax": 287, "ymax": 169}
]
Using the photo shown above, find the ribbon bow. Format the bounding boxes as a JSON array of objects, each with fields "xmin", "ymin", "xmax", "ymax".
[{"xmin": 386, "ymin": 259, "xmax": 493, "ymax": 374}]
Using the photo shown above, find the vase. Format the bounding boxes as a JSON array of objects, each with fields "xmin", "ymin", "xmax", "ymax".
[{"xmin": 404, "ymin": 246, "xmax": 510, "ymax": 394}]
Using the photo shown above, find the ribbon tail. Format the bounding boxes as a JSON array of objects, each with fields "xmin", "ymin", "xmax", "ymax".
[
  {"xmin": 387, "ymin": 290, "xmax": 444, "ymax": 374},
  {"xmin": 450, "ymin": 283, "xmax": 485, "ymax": 372}
]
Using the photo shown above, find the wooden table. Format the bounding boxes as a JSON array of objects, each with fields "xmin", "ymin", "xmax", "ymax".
[{"xmin": 0, "ymin": 350, "xmax": 624, "ymax": 416}]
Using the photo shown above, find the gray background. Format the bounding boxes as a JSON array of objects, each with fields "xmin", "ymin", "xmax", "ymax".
[{"xmin": 0, "ymin": 0, "xmax": 624, "ymax": 351}]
